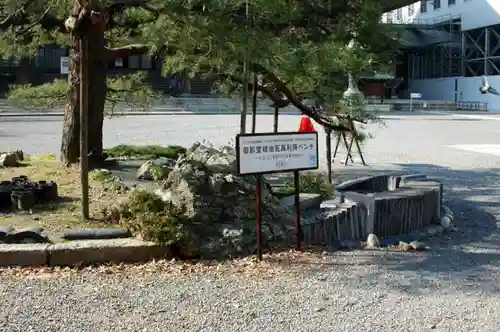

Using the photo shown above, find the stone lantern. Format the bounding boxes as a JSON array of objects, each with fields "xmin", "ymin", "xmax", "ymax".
[{"xmin": 342, "ymin": 39, "xmax": 365, "ymax": 106}]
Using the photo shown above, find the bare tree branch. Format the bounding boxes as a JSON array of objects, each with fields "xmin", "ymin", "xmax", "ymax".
[{"xmin": 105, "ymin": 44, "xmax": 149, "ymax": 60}]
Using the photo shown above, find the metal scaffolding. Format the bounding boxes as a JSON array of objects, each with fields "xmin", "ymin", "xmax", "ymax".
[
  {"xmin": 403, "ymin": 18, "xmax": 500, "ymax": 79},
  {"xmin": 463, "ymin": 24, "xmax": 500, "ymax": 76},
  {"xmin": 404, "ymin": 16, "xmax": 462, "ymax": 80}
]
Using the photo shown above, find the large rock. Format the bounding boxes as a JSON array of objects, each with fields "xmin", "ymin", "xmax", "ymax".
[
  {"xmin": 154, "ymin": 142, "xmax": 294, "ymax": 257},
  {"xmin": 137, "ymin": 158, "xmax": 175, "ymax": 181},
  {"xmin": 366, "ymin": 233, "xmax": 380, "ymax": 248},
  {"xmin": 0, "ymin": 151, "xmax": 21, "ymax": 167}
]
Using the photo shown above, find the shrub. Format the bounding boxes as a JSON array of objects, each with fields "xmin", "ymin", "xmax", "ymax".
[
  {"xmin": 279, "ymin": 171, "xmax": 333, "ymax": 198},
  {"xmin": 113, "ymin": 189, "xmax": 189, "ymax": 246},
  {"xmin": 149, "ymin": 164, "xmax": 169, "ymax": 181},
  {"xmin": 90, "ymin": 169, "xmax": 128, "ymax": 192},
  {"xmin": 131, "ymin": 212, "xmax": 188, "ymax": 245}
]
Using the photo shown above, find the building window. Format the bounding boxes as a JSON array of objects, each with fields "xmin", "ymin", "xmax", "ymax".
[
  {"xmin": 386, "ymin": 12, "xmax": 393, "ymax": 23},
  {"xmin": 433, "ymin": 0, "xmax": 441, "ymax": 10},
  {"xmin": 448, "ymin": 0, "xmax": 455, "ymax": 5},
  {"xmin": 128, "ymin": 56, "xmax": 140, "ymax": 69},
  {"xmin": 408, "ymin": 4, "xmax": 414, "ymax": 16},
  {"xmin": 420, "ymin": 1, "xmax": 427, "ymax": 13}
]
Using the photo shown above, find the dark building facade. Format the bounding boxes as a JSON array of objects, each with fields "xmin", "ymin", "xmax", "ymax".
[{"xmin": 0, "ymin": 44, "xmax": 213, "ymax": 95}]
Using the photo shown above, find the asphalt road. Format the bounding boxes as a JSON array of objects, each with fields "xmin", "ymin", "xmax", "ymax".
[{"xmin": 2, "ymin": 111, "xmax": 500, "ymax": 167}]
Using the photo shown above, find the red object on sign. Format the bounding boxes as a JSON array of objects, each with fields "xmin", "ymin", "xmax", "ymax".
[{"xmin": 298, "ymin": 116, "xmax": 316, "ymax": 132}]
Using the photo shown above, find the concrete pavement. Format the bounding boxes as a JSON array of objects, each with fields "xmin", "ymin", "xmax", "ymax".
[
  {"xmin": 3, "ymin": 111, "xmax": 500, "ymax": 332},
  {"xmin": 2, "ymin": 111, "xmax": 500, "ymax": 167}
]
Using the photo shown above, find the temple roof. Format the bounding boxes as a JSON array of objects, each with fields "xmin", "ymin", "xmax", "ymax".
[{"xmin": 383, "ymin": 0, "xmax": 418, "ymax": 12}]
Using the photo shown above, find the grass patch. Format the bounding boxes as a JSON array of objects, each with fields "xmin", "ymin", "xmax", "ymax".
[
  {"xmin": 0, "ymin": 161, "xmax": 129, "ymax": 237},
  {"xmin": 24, "ymin": 153, "xmax": 57, "ymax": 162},
  {"xmin": 104, "ymin": 144, "xmax": 186, "ymax": 160}
]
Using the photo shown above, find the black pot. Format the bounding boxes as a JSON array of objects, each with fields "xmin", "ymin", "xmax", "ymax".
[
  {"xmin": 0, "ymin": 181, "xmax": 12, "ymax": 210},
  {"xmin": 34, "ymin": 180, "xmax": 49, "ymax": 203},
  {"xmin": 11, "ymin": 190, "xmax": 35, "ymax": 211},
  {"xmin": 12, "ymin": 175, "xmax": 28, "ymax": 184},
  {"xmin": 46, "ymin": 181, "xmax": 58, "ymax": 201}
]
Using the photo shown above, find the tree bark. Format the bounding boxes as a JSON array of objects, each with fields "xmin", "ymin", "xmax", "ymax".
[
  {"xmin": 60, "ymin": 9, "xmax": 106, "ymax": 165},
  {"xmin": 87, "ymin": 14, "xmax": 106, "ymax": 159},
  {"xmin": 60, "ymin": 35, "xmax": 80, "ymax": 166}
]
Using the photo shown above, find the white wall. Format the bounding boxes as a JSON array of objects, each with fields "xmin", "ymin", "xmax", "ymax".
[
  {"xmin": 408, "ymin": 76, "xmax": 500, "ymax": 111},
  {"xmin": 384, "ymin": 0, "xmax": 500, "ymax": 31}
]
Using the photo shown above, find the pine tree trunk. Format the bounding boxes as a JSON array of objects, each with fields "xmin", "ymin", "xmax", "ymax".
[
  {"xmin": 87, "ymin": 16, "xmax": 106, "ymax": 159},
  {"xmin": 60, "ymin": 36, "xmax": 80, "ymax": 166},
  {"xmin": 60, "ymin": 15, "xmax": 106, "ymax": 166}
]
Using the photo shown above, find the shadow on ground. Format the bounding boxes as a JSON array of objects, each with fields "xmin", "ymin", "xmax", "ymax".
[
  {"xmin": 104, "ymin": 158, "xmax": 500, "ymax": 294},
  {"xmin": 297, "ymin": 163, "xmax": 500, "ymax": 294}
]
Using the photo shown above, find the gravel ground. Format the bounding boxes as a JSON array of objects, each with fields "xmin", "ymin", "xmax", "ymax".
[{"xmin": 2, "ymin": 111, "xmax": 500, "ymax": 331}]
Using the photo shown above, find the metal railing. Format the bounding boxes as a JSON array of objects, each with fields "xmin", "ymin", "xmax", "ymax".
[
  {"xmin": 370, "ymin": 99, "xmax": 489, "ymax": 112},
  {"xmin": 383, "ymin": 13, "xmax": 461, "ymax": 26}
]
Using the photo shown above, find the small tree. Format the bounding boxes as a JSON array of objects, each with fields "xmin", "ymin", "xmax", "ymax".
[
  {"xmin": 138, "ymin": 0, "xmax": 399, "ymax": 129},
  {"xmin": 1, "ymin": 0, "xmax": 399, "ymax": 165}
]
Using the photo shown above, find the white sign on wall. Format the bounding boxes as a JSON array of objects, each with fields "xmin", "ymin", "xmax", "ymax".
[
  {"xmin": 236, "ymin": 132, "xmax": 319, "ymax": 175},
  {"xmin": 60, "ymin": 56, "xmax": 69, "ymax": 74},
  {"xmin": 410, "ymin": 92, "xmax": 422, "ymax": 99}
]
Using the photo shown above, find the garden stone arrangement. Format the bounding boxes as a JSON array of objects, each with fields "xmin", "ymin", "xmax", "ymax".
[
  {"xmin": 0, "ymin": 143, "xmax": 456, "ymax": 266},
  {"xmin": 304, "ymin": 173, "xmax": 454, "ymax": 250},
  {"xmin": 0, "ymin": 150, "xmax": 24, "ymax": 168},
  {"xmin": 146, "ymin": 143, "xmax": 295, "ymax": 258},
  {"xmin": 136, "ymin": 157, "xmax": 176, "ymax": 181}
]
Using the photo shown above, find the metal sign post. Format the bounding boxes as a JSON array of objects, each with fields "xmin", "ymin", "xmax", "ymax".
[
  {"xmin": 236, "ymin": 132, "xmax": 319, "ymax": 260},
  {"xmin": 409, "ymin": 92, "xmax": 422, "ymax": 112},
  {"xmin": 325, "ymin": 128, "xmax": 332, "ymax": 183},
  {"xmin": 293, "ymin": 170, "xmax": 301, "ymax": 250}
]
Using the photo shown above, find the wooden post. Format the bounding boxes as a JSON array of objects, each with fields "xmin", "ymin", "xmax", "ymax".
[
  {"xmin": 255, "ymin": 175, "xmax": 262, "ymax": 260},
  {"xmin": 273, "ymin": 106, "xmax": 279, "ymax": 132},
  {"xmin": 251, "ymin": 74, "xmax": 257, "ymax": 133},
  {"xmin": 325, "ymin": 128, "xmax": 332, "ymax": 183},
  {"xmin": 239, "ymin": 0, "xmax": 250, "ymax": 134},
  {"xmin": 294, "ymin": 170, "xmax": 301, "ymax": 250},
  {"xmin": 79, "ymin": 35, "xmax": 89, "ymax": 220}
]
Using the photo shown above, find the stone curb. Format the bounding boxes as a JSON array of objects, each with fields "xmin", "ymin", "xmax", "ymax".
[{"xmin": 0, "ymin": 238, "xmax": 171, "ymax": 267}]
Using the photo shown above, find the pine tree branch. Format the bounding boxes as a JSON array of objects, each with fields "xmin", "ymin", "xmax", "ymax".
[
  {"xmin": 248, "ymin": 63, "xmax": 348, "ymax": 131},
  {"xmin": 0, "ymin": 11, "xmax": 23, "ymax": 28},
  {"xmin": 105, "ymin": 44, "xmax": 150, "ymax": 60},
  {"xmin": 107, "ymin": 2, "xmax": 160, "ymax": 29},
  {"xmin": 218, "ymin": 70, "xmax": 347, "ymax": 131},
  {"xmin": 15, "ymin": 7, "xmax": 51, "ymax": 39}
]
